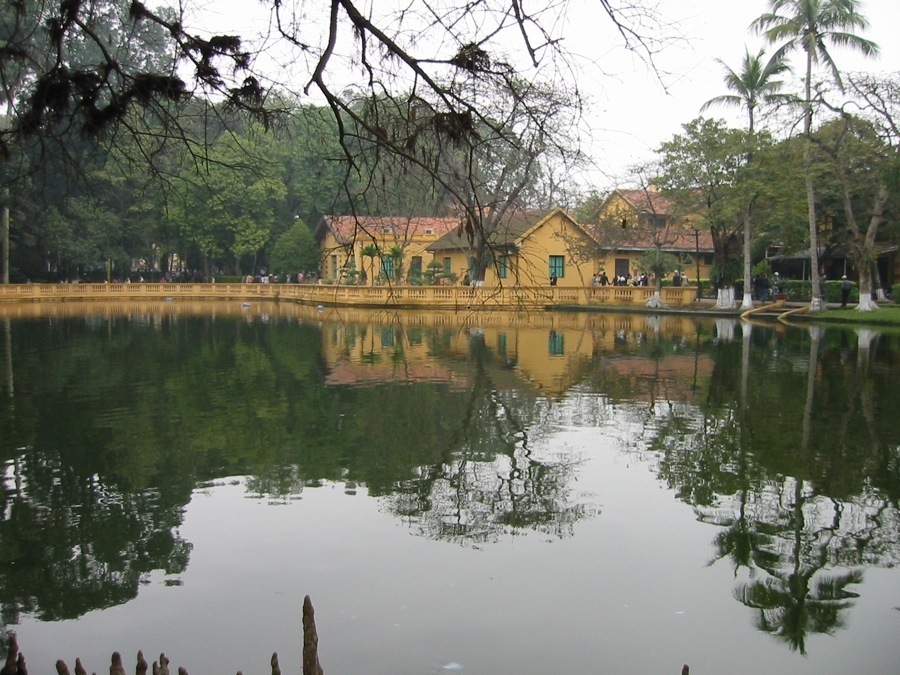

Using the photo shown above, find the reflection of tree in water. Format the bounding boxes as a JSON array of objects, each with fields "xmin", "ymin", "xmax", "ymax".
[
  {"xmin": 389, "ymin": 441, "xmax": 593, "ymax": 546},
  {"xmin": 733, "ymin": 478, "xmax": 863, "ymax": 654},
  {"xmin": 626, "ymin": 325, "xmax": 900, "ymax": 654},
  {"xmin": 384, "ymin": 333, "xmax": 596, "ymax": 546},
  {"xmin": 0, "ymin": 454, "xmax": 191, "ymax": 624},
  {"xmin": 243, "ymin": 465, "xmax": 311, "ymax": 502}
]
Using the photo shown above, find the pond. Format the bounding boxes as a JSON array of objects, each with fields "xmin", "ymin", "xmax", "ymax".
[{"xmin": 0, "ymin": 301, "xmax": 898, "ymax": 675}]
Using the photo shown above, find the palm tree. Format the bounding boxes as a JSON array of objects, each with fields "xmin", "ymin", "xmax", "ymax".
[
  {"xmin": 752, "ymin": 0, "xmax": 878, "ymax": 311},
  {"xmin": 388, "ymin": 244, "xmax": 405, "ymax": 283},
  {"xmin": 360, "ymin": 244, "xmax": 378, "ymax": 286},
  {"xmin": 701, "ymin": 47, "xmax": 791, "ymax": 310}
]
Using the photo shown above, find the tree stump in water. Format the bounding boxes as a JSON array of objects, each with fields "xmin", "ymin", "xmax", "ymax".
[
  {"xmin": 1, "ymin": 632, "xmax": 25, "ymax": 675},
  {"xmin": 303, "ymin": 595, "xmax": 324, "ymax": 675}
]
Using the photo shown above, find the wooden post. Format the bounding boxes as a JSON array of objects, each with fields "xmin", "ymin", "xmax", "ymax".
[
  {"xmin": 1, "ymin": 633, "xmax": 19, "ymax": 675},
  {"xmin": 302, "ymin": 595, "xmax": 324, "ymax": 675},
  {"xmin": 110, "ymin": 652, "xmax": 126, "ymax": 675},
  {"xmin": 0, "ymin": 634, "xmax": 24, "ymax": 675}
]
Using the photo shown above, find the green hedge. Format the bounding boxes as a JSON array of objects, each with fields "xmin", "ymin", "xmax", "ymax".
[
  {"xmin": 734, "ymin": 278, "xmax": 862, "ymax": 302},
  {"xmin": 776, "ymin": 279, "xmax": 857, "ymax": 303}
]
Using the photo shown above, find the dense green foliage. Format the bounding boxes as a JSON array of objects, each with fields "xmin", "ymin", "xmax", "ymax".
[{"xmin": 0, "ymin": 0, "xmax": 896, "ymax": 295}]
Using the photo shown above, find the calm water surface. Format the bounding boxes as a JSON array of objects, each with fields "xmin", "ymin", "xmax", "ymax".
[{"xmin": 0, "ymin": 302, "xmax": 898, "ymax": 674}]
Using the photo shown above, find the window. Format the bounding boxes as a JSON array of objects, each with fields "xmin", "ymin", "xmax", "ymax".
[
  {"xmin": 382, "ymin": 257, "xmax": 394, "ymax": 279},
  {"xmin": 549, "ymin": 255, "xmax": 564, "ymax": 279},
  {"xmin": 443, "ymin": 257, "xmax": 451, "ymax": 274},
  {"xmin": 410, "ymin": 256, "xmax": 422, "ymax": 275},
  {"xmin": 548, "ymin": 331, "xmax": 564, "ymax": 356},
  {"xmin": 330, "ymin": 255, "xmax": 338, "ymax": 279},
  {"xmin": 497, "ymin": 332, "xmax": 507, "ymax": 355},
  {"xmin": 498, "ymin": 255, "xmax": 508, "ymax": 279}
]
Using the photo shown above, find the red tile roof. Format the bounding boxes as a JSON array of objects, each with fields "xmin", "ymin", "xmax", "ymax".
[
  {"xmin": 613, "ymin": 189, "xmax": 677, "ymax": 215},
  {"xmin": 427, "ymin": 209, "xmax": 558, "ymax": 251},
  {"xmin": 319, "ymin": 215, "xmax": 461, "ymax": 244},
  {"xmin": 588, "ymin": 224, "xmax": 715, "ymax": 253}
]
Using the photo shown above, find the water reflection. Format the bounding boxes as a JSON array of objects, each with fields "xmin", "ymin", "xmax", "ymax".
[
  {"xmin": 0, "ymin": 302, "xmax": 897, "ymax": 664},
  {"xmin": 648, "ymin": 320, "xmax": 899, "ymax": 653}
]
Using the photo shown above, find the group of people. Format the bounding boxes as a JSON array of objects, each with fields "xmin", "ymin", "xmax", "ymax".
[
  {"xmin": 825, "ymin": 274, "xmax": 854, "ymax": 308},
  {"xmin": 242, "ymin": 271, "xmax": 318, "ymax": 284},
  {"xmin": 591, "ymin": 271, "xmax": 650, "ymax": 287},
  {"xmin": 753, "ymin": 272, "xmax": 782, "ymax": 301}
]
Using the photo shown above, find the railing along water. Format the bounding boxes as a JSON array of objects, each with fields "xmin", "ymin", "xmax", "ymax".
[{"xmin": 0, "ymin": 283, "xmax": 700, "ymax": 309}]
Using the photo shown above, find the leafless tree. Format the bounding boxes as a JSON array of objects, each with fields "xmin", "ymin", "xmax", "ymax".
[{"xmin": 1, "ymin": 0, "xmax": 672, "ymax": 280}]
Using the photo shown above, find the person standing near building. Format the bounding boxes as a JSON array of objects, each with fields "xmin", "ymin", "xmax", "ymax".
[{"xmin": 840, "ymin": 275, "xmax": 852, "ymax": 308}]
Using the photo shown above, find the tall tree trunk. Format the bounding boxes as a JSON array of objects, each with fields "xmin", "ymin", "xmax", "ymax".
[
  {"xmin": 3, "ymin": 91, "xmax": 13, "ymax": 285},
  {"xmin": 740, "ymin": 201, "xmax": 753, "ymax": 310},
  {"xmin": 855, "ymin": 261, "xmax": 878, "ymax": 311},
  {"xmin": 804, "ymin": 169, "xmax": 822, "ymax": 310},
  {"xmin": 803, "ymin": 53, "xmax": 823, "ymax": 312},
  {"xmin": 1, "ymin": 189, "xmax": 8, "ymax": 284},
  {"xmin": 873, "ymin": 263, "xmax": 888, "ymax": 302},
  {"xmin": 842, "ymin": 173, "xmax": 887, "ymax": 312}
]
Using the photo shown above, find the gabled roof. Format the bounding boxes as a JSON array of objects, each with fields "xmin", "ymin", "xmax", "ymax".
[
  {"xmin": 426, "ymin": 208, "xmax": 575, "ymax": 252},
  {"xmin": 593, "ymin": 187, "xmax": 713, "ymax": 253},
  {"xmin": 315, "ymin": 215, "xmax": 460, "ymax": 245},
  {"xmin": 607, "ymin": 188, "xmax": 677, "ymax": 216},
  {"xmin": 589, "ymin": 224, "xmax": 715, "ymax": 253}
]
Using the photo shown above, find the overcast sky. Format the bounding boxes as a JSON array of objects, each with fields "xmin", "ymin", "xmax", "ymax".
[
  {"xmin": 575, "ymin": 0, "xmax": 899, "ymax": 187},
  {"xmin": 185, "ymin": 0, "xmax": 898, "ymax": 191}
]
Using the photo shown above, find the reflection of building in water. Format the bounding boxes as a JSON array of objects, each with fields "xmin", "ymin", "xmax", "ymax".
[
  {"xmin": 0, "ymin": 300, "xmax": 721, "ymax": 403},
  {"xmin": 314, "ymin": 307, "xmax": 719, "ymax": 402}
]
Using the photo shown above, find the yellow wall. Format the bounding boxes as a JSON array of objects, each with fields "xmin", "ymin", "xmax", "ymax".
[
  {"xmin": 448, "ymin": 211, "xmax": 597, "ymax": 288},
  {"xmin": 434, "ymin": 250, "xmax": 470, "ymax": 284},
  {"xmin": 319, "ymin": 223, "xmax": 452, "ymax": 284},
  {"xmin": 594, "ymin": 193, "xmax": 714, "ymax": 282},
  {"xmin": 513, "ymin": 211, "xmax": 597, "ymax": 288},
  {"xmin": 318, "ymin": 228, "xmax": 348, "ymax": 282}
]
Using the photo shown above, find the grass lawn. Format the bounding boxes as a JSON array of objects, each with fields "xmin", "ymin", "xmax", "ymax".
[{"xmin": 819, "ymin": 303, "xmax": 900, "ymax": 326}]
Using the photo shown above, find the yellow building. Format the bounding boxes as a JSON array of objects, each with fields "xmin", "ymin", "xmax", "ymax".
[
  {"xmin": 426, "ymin": 208, "xmax": 598, "ymax": 287},
  {"xmin": 593, "ymin": 188, "xmax": 715, "ymax": 283},
  {"xmin": 315, "ymin": 200, "xmax": 716, "ymax": 292},
  {"xmin": 314, "ymin": 215, "xmax": 460, "ymax": 284}
]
